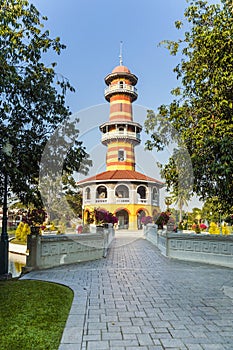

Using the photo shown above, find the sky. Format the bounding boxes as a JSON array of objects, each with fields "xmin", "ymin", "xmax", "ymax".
[
  {"xmin": 30, "ymin": 0, "xmax": 220, "ymax": 210},
  {"xmin": 31, "ymin": 0, "xmax": 190, "ymax": 111}
]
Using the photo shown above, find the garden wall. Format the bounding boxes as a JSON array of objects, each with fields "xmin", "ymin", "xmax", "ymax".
[
  {"xmin": 144, "ymin": 224, "xmax": 233, "ymax": 269},
  {"xmin": 24, "ymin": 227, "xmax": 115, "ymax": 271}
]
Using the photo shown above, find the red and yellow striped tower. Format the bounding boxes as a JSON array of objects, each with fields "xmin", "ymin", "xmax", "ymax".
[
  {"xmin": 100, "ymin": 64, "xmax": 142, "ymax": 171},
  {"xmin": 78, "ymin": 58, "xmax": 163, "ymax": 230}
]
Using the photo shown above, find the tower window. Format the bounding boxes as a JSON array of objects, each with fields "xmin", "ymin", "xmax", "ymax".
[
  {"xmin": 118, "ymin": 149, "xmax": 125, "ymax": 161},
  {"xmin": 119, "ymin": 81, "xmax": 124, "ymax": 89}
]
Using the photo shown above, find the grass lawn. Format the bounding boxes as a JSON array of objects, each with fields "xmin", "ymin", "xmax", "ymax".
[{"xmin": 0, "ymin": 279, "xmax": 73, "ymax": 350}]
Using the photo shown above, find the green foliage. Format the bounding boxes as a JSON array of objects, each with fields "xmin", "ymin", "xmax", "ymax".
[
  {"xmin": 170, "ymin": 190, "xmax": 190, "ymax": 222},
  {"xmin": 201, "ymin": 197, "xmax": 224, "ymax": 222},
  {"xmin": 39, "ymin": 174, "xmax": 84, "ymax": 226},
  {"xmin": 154, "ymin": 211, "xmax": 171, "ymax": 227},
  {"xmin": 0, "ymin": 0, "xmax": 90, "ymax": 207},
  {"xmin": 0, "ymin": 280, "xmax": 73, "ymax": 350},
  {"xmin": 194, "ymin": 224, "xmax": 201, "ymax": 234},
  {"xmin": 145, "ymin": 110, "xmax": 193, "ymax": 200},
  {"xmin": 145, "ymin": 0, "xmax": 233, "ymax": 211}
]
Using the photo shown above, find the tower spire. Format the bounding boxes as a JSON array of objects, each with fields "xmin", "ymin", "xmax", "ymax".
[{"xmin": 119, "ymin": 41, "xmax": 123, "ymax": 65}]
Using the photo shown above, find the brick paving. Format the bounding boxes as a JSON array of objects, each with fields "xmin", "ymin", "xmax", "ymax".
[{"xmin": 21, "ymin": 231, "xmax": 233, "ymax": 350}]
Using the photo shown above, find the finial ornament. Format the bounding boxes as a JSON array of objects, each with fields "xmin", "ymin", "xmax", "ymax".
[{"xmin": 119, "ymin": 41, "xmax": 123, "ymax": 65}]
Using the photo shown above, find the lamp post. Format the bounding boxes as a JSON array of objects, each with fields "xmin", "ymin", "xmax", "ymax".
[
  {"xmin": 0, "ymin": 142, "xmax": 13, "ymax": 278},
  {"xmin": 165, "ymin": 196, "xmax": 173, "ymax": 212}
]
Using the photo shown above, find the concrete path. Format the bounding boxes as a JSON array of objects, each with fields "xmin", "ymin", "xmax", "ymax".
[{"xmin": 21, "ymin": 231, "xmax": 233, "ymax": 350}]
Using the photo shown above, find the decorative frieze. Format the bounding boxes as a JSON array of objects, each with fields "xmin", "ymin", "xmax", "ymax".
[{"xmin": 169, "ymin": 239, "xmax": 233, "ymax": 256}]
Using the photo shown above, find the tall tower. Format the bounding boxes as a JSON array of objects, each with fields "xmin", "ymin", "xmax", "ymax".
[
  {"xmin": 100, "ymin": 65, "xmax": 142, "ymax": 171},
  {"xmin": 78, "ymin": 60, "xmax": 163, "ymax": 230}
]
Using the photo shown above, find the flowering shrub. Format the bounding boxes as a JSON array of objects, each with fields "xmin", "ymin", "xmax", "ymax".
[
  {"xmin": 93, "ymin": 208, "xmax": 118, "ymax": 225},
  {"xmin": 209, "ymin": 222, "xmax": 220, "ymax": 234},
  {"xmin": 154, "ymin": 212, "xmax": 170, "ymax": 227},
  {"xmin": 22, "ymin": 208, "xmax": 46, "ymax": 226},
  {"xmin": 222, "ymin": 223, "xmax": 230, "ymax": 235},
  {"xmin": 192, "ymin": 223, "xmax": 201, "ymax": 233},
  {"xmin": 200, "ymin": 223, "xmax": 207, "ymax": 231},
  {"xmin": 15, "ymin": 222, "xmax": 31, "ymax": 242},
  {"xmin": 141, "ymin": 216, "xmax": 152, "ymax": 225}
]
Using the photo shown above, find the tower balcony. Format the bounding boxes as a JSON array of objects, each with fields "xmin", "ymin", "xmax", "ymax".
[
  {"xmin": 101, "ymin": 130, "xmax": 141, "ymax": 145},
  {"xmin": 104, "ymin": 83, "xmax": 138, "ymax": 101}
]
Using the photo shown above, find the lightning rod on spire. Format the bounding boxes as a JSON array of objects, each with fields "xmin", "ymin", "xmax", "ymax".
[{"xmin": 119, "ymin": 41, "xmax": 123, "ymax": 65}]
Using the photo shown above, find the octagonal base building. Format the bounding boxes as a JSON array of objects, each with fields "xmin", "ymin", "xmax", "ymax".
[{"xmin": 78, "ymin": 63, "xmax": 163, "ymax": 230}]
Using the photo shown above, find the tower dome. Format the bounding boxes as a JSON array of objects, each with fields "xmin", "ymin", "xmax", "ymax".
[{"xmin": 112, "ymin": 65, "xmax": 131, "ymax": 74}]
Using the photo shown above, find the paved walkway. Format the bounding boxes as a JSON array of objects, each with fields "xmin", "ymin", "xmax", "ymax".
[{"xmin": 21, "ymin": 231, "xmax": 233, "ymax": 350}]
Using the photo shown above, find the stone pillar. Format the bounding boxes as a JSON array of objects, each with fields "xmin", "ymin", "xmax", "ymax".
[
  {"xmin": 24, "ymin": 234, "xmax": 40, "ymax": 272},
  {"xmin": 129, "ymin": 213, "xmax": 137, "ymax": 230}
]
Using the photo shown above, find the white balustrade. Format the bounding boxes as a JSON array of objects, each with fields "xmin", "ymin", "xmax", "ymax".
[
  {"xmin": 116, "ymin": 198, "xmax": 130, "ymax": 204},
  {"xmin": 96, "ymin": 198, "xmax": 108, "ymax": 203}
]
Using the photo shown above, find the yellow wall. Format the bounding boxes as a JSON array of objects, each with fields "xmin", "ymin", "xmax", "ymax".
[{"xmin": 84, "ymin": 203, "xmax": 159, "ymax": 230}]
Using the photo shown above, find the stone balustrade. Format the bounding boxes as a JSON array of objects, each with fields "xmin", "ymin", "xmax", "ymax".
[
  {"xmin": 24, "ymin": 226, "xmax": 115, "ymax": 272},
  {"xmin": 144, "ymin": 224, "xmax": 233, "ymax": 269}
]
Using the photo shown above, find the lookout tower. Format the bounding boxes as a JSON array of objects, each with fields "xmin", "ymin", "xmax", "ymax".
[
  {"xmin": 100, "ymin": 64, "xmax": 141, "ymax": 171},
  {"xmin": 78, "ymin": 60, "xmax": 163, "ymax": 230}
]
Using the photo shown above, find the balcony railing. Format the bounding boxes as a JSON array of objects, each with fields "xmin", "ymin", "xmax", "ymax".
[
  {"xmin": 96, "ymin": 198, "xmax": 108, "ymax": 203},
  {"xmin": 83, "ymin": 198, "xmax": 156, "ymax": 205},
  {"xmin": 84, "ymin": 199, "xmax": 91, "ymax": 204},
  {"xmin": 137, "ymin": 199, "xmax": 148, "ymax": 204},
  {"xmin": 105, "ymin": 83, "xmax": 138, "ymax": 100},
  {"xmin": 101, "ymin": 130, "xmax": 140, "ymax": 143},
  {"xmin": 116, "ymin": 198, "xmax": 130, "ymax": 204}
]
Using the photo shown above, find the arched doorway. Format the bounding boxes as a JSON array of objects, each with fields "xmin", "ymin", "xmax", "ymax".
[
  {"xmin": 137, "ymin": 209, "xmax": 146, "ymax": 230},
  {"xmin": 116, "ymin": 209, "xmax": 129, "ymax": 229}
]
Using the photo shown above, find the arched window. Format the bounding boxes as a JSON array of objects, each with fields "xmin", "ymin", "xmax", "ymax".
[
  {"xmin": 152, "ymin": 187, "xmax": 159, "ymax": 205},
  {"xmin": 96, "ymin": 185, "xmax": 107, "ymax": 199},
  {"xmin": 115, "ymin": 184, "xmax": 129, "ymax": 198},
  {"xmin": 85, "ymin": 187, "xmax": 91, "ymax": 200},
  {"xmin": 119, "ymin": 81, "xmax": 124, "ymax": 89},
  {"xmin": 137, "ymin": 185, "xmax": 147, "ymax": 199}
]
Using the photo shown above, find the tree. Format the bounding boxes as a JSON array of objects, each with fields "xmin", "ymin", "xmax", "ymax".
[
  {"xmin": 63, "ymin": 175, "xmax": 83, "ymax": 218},
  {"xmin": 201, "ymin": 196, "xmax": 226, "ymax": 223},
  {"xmin": 145, "ymin": 110, "xmax": 194, "ymax": 206},
  {"xmin": 171, "ymin": 190, "xmax": 189, "ymax": 222},
  {"xmin": 0, "ymin": 0, "xmax": 90, "ymax": 207},
  {"xmin": 145, "ymin": 0, "xmax": 233, "ymax": 211},
  {"xmin": 39, "ymin": 174, "xmax": 83, "ymax": 224}
]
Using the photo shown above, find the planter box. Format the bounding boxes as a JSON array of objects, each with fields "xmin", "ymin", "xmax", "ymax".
[{"xmin": 9, "ymin": 242, "xmax": 28, "ymax": 255}]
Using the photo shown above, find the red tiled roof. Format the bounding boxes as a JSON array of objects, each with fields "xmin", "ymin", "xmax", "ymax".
[{"xmin": 78, "ymin": 170, "xmax": 164, "ymax": 186}]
